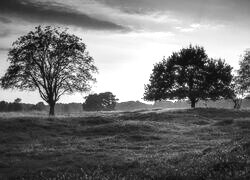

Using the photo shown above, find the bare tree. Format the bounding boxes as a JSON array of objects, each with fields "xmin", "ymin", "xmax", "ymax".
[{"xmin": 1, "ymin": 26, "xmax": 98, "ymax": 115}]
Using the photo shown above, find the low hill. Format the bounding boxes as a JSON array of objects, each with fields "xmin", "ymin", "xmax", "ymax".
[{"xmin": 0, "ymin": 108, "xmax": 250, "ymax": 179}]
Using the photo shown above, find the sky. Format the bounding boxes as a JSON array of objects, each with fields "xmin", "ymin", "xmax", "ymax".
[{"xmin": 0, "ymin": 0, "xmax": 249, "ymax": 104}]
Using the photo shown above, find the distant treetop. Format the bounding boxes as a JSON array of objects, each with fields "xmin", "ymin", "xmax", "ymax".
[{"xmin": 83, "ymin": 92, "xmax": 118, "ymax": 111}]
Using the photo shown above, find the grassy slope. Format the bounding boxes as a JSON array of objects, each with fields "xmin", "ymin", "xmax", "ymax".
[{"xmin": 0, "ymin": 108, "xmax": 250, "ymax": 179}]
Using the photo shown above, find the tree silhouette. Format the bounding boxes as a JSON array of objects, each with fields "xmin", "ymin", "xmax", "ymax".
[
  {"xmin": 144, "ymin": 45, "xmax": 233, "ymax": 108},
  {"xmin": 0, "ymin": 26, "xmax": 98, "ymax": 115},
  {"xmin": 32, "ymin": 101, "xmax": 46, "ymax": 111},
  {"xmin": 14, "ymin": 98, "xmax": 22, "ymax": 104}
]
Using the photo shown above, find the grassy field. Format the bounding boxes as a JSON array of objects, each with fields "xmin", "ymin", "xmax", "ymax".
[{"xmin": 0, "ymin": 108, "xmax": 250, "ymax": 179}]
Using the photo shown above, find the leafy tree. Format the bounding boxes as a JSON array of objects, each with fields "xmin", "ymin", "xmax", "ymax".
[
  {"xmin": 229, "ymin": 50, "xmax": 250, "ymax": 109},
  {"xmin": 0, "ymin": 26, "xmax": 98, "ymax": 115},
  {"xmin": 229, "ymin": 76, "xmax": 245, "ymax": 109},
  {"xmin": 83, "ymin": 94, "xmax": 102, "ymax": 111},
  {"xmin": 144, "ymin": 45, "xmax": 233, "ymax": 108},
  {"xmin": 83, "ymin": 92, "xmax": 118, "ymax": 111},
  {"xmin": 237, "ymin": 50, "xmax": 250, "ymax": 93}
]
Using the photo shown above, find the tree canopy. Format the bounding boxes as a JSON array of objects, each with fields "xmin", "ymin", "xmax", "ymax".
[
  {"xmin": 0, "ymin": 26, "xmax": 98, "ymax": 115},
  {"xmin": 144, "ymin": 45, "xmax": 233, "ymax": 108},
  {"xmin": 237, "ymin": 50, "xmax": 250, "ymax": 93},
  {"xmin": 83, "ymin": 92, "xmax": 118, "ymax": 111},
  {"xmin": 229, "ymin": 50, "xmax": 250, "ymax": 109}
]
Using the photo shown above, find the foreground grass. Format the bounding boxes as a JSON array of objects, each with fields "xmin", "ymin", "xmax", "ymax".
[{"xmin": 0, "ymin": 108, "xmax": 250, "ymax": 179}]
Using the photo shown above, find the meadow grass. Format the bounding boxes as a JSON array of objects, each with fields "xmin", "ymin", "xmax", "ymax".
[{"xmin": 0, "ymin": 108, "xmax": 250, "ymax": 179}]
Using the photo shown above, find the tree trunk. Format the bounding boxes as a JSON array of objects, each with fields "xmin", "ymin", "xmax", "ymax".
[
  {"xmin": 233, "ymin": 100, "xmax": 238, "ymax": 109},
  {"xmin": 49, "ymin": 102, "xmax": 55, "ymax": 116},
  {"xmin": 233, "ymin": 99, "xmax": 242, "ymax": 109},
  {"xmin": 191, "ymin": 99, "xmax": 196, "ymax": 108}
]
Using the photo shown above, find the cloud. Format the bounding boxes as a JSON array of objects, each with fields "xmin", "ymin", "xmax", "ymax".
[
  {"xmin": 0, "ymin": 0, "xmax": 129, "ymax": 31},
  {"xmin": 0, "ymin": 29, "xmax": 11, "ymax": 37},
  {"xmin": 0, "ymin": 16, "xmax": 11, "ymax": 24},
  {"xmin": 97, "ymin": 0, "xmax": 250, "ymax": 26},
  {"xmin": 175, "ymin": 23, "xmax": 225, "ymax": 33},
  {"xmin": 176, "ymin": 24, "xmax": 201, "ymax": 32},
  {"xmin": 57, "ymin": 0, "xmax": 180, "ymax": 33}
]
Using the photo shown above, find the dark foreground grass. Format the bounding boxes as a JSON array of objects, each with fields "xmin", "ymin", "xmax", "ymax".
[{"xmin": 0, "ymin": 108, "xmax": 250, "ymax": 179}]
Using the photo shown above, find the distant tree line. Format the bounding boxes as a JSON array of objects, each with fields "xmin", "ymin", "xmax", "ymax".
[
  {"xmin": 115, "ymin": 99, "xmax": 250, "ymax": 111},
  {"xmin": 0, "ymin": 100, "xmax": 85, "ymax": 113},
  {"xmin": 55, "ymin": 103, "xmax": 83, "ymax": 114},
  {"xmin": 0, "ymin": 99, "xmax": 46, "ymax": 112},
  {"xmin": 0, "ymin": 91, "xmax": 118, "ymax": 113}
]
